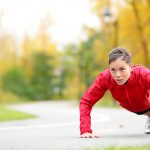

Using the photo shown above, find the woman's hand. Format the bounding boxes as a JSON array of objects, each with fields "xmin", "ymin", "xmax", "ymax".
[{"xmin": 80, "ymin": 132, "xmax": 100, "ymax": 138}]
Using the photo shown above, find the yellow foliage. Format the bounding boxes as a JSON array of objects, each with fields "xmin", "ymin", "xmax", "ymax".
[
  {"xmin": 90, "ymin": 0, "xmax": 150, "ymax": 67},
  {"xmin": 0, "ymin": 34, "xmax": 17, "ymax": 75}
]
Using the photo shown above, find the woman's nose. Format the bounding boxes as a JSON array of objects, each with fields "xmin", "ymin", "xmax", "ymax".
[{"xmin": 115, "ymin": 71, "xmax": 121, "ymax": 77}]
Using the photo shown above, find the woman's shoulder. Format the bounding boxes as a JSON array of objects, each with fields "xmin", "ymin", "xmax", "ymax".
[
  {"xmin": 98, "ymin": 68, "xmax": 111, "ymax": 76},
  {"xmin": 132, "ymin": 64, "xmax": 149, "ymax": 70},
  {"xmin": 96, "ymin": 68, "xmax": 112, "ymax": 82},
  {"xmin": 132, "ymin": 64, "xmax": 150, "ymax": 75}
]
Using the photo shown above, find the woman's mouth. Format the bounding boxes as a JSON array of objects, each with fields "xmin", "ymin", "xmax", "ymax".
[{"xmin": 115, "ymin": 79, "xmax": 124, "ymax": 84}]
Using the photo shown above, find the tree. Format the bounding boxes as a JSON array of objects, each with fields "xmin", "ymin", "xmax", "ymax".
[
  {"xmin": 58, "ymin": 44, "xmax": 79, "ymax": 99},
  {"xmin": 31, "ymin": 51, "xmax": 56, "ymax": 100},
  {"xmin": 2, "ymin": 67, "xmax": 27, "ymax": 97}
]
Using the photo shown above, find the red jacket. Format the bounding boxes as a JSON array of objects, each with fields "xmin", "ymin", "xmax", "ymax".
[{"xmin": 80, "ymin": 65, "xmax": 150, "ymax": 134}]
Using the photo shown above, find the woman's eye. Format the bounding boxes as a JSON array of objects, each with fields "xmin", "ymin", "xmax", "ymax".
[
  {"xmin": 111, "ymin": 69, "xmax": 115, "ymax": 72},
  {"xmin": 120, "ymin": 68, "xmax": 125, "ymax": 71}
]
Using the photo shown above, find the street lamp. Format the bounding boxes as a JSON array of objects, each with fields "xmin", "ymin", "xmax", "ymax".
[
  {"xmin": 103, "ymin": 7, "xmax": 112, "ymax": 24},
  {"xmin": 103, "ymin": 6, "xmax": 119, "ymax": 106},
  {"xmin": 103, "ymin": 6, "xmax": 119, "ymax": 49}
]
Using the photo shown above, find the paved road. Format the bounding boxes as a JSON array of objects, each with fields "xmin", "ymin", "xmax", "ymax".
[{"xmin": 0, "ymin": 101, "xmax": 149, "ymax": 150}]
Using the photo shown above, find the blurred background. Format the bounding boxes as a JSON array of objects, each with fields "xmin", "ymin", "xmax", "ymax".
[{"xmin": 0, "ymin": 0, "xmax": 150, "ymax": 104}]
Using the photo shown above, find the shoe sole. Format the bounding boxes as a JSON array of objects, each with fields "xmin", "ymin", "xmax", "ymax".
[{"xmin": 145, "ymin": 131, "xmax": 150, "ymax": 134}]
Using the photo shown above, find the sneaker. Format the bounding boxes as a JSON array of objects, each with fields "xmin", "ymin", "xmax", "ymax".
[{"xmin": 145, "ymin": 117, "xmax": 150, "ymax": 134}]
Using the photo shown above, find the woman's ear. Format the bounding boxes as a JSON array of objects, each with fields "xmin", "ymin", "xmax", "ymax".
[
  {"xmin": 130, "ymin": 63, "xmax": 133, "ymax": 71},
  {"xmin": 130, "ymin": 62, "xmax": 133, "ymax": 67}
]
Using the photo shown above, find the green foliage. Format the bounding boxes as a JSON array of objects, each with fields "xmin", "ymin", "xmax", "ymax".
[
  {"xmin": 30, "ymin": 51, "xmax": 56, "ymax": 100},
  {"xmin": 1, "ymin": 66, "xmax": 34, "ymax": 100},
  {"xmin": 2, "ymin": 67, "xmax": 28, "ymax": 96},
  {"xmin": 57, "ymin": 44, "xmax": 79, "ymax": 99},
  {"xmin": 77, "ymin": 31, "xmax": 104, "ymax": 98},
  {"xmin": 1, "ymin": 51, "xmax": 58, "ymax": 101}
]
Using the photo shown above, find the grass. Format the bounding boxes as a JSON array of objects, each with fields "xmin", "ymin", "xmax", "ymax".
[
  {"xmin": 83, "ymin": 144, "xmax": 150, "ymax": 150},
  {"xmin": 0, "ymin": 105, "xmax": 36, "ymax": 121}
]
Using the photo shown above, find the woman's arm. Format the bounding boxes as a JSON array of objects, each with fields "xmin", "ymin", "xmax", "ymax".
[
  {"xmin": 146, "ymin": 70, "xmax": 150, "ymax": 89},
  {"xmin": 79, "ymin": 70, "xmax": 108, "ymax": 137},
  {"xmin": 142, "ymin": 67, "xmax": 150, "ymax": 89}
]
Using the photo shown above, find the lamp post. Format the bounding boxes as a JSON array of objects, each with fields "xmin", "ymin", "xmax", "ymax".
[
  {"xmin": 103, "ymin": 6, "xmax": 119, "ymax": 106},
  {"xmin": 103, "ymin": 6, "xmax": 119, "ymax": 49}
]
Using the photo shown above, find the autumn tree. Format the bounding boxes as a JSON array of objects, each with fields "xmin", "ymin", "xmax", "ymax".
[
  {"xmin": 21, "ymin": 14, "xmax": 59, "ymax": 76},
  {"xmin": 18, "ymin": 14, "xmax": 63, "ymax": 100},
  {"xmin": 89, "ymin": 0, "xmax": 150, "ymax": 67}
]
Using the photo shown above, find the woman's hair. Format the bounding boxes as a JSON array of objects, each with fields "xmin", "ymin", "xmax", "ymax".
[{"xmin": 108, "ymin": 47, "xmax": 132, "ymax": 64}]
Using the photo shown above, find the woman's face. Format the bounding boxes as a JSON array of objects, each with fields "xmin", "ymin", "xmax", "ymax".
[{"xmin": 109, "ymin": 58, "xmax": 132, "ymax": 85}]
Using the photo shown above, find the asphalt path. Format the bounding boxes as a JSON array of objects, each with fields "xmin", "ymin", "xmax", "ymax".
[{"xmin": 0, "ymin": 101, "xmax": 149, "ymax": 150}]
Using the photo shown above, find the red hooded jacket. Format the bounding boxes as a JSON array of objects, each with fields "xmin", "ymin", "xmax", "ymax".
[{"xmin": 80, "ymin": 65, "xmax": 150, "ymax": 134}]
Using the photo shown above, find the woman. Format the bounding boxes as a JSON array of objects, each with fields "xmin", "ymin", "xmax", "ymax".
[{"xmin": 79, "ymin": 47, "xmax": 150, "ymax": 138}]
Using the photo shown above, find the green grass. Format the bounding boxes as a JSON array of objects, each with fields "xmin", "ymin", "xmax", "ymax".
[
  {"xmin": 83, "ymin": 144, "xmax": 150, "ymax": 150},
  {"xmin": 0, "ymin": 105, "xmax": 36, "ymax": 121}
]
